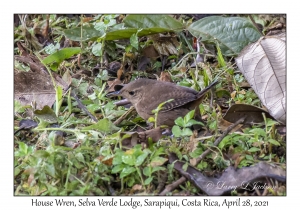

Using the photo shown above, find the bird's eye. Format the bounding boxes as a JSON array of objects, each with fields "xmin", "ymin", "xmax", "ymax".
[{"xmin": 129, "ymin": 91, "xmax": 135, "ymax": 95}]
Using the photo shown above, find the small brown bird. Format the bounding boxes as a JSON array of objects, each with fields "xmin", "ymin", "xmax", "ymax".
[{"xmin": 109, "ymin": 78, "xmax": 217, "ymax": 127}]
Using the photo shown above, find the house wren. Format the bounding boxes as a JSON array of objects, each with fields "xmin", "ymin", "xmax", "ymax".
[{"xmin": 109, "ymin": 78, "xmax": 217, "ymax": 127}]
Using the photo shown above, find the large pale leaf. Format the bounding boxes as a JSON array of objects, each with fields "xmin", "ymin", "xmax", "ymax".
[
  {"xmin": 187, "ymin": 16, "xmax": 262, "ymax": 56},
  {"xmin": 236, "ymin": 33, "xmax": 286, "ymax": 124}
]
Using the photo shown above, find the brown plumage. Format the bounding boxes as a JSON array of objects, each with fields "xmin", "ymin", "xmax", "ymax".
[{"xmin": 109, "ymin": 78, "xmax": 217, "ymax": 127}]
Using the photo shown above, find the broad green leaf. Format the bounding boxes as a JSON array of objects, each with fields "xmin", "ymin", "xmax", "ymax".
[
  {"xmin": 42, "ymin": 47, "xmax": 81, "ymax": 66},
  {"xmin": 182, "ymin": 128, "xmax": 193, "ymax": 136},
  {"xmin": 197, "ymin": 161, "xmax": 208, "ymax": 170},
  {"xmin": 268, "ymin": 139, "xmax": 280, "ymax": 146},
  {"xmin": 266, "ymin": 119, "xmax": 279, "ymax": 127},
  {"xmin": 75, "ymin": 153, "xmax": 85, "ymax": 163},
  {"xmin": 152, "ymin": 147, "xmax": 166, "ymax": 157},
  {"xmin": 113, "ymin": 150, "xmax": 124, "ymax": 165},
  {"xmin": 190, "ymin": 148, "xmax": 204, "ymax": 158},
  {"xmin": 81, "ymin": 118, "xmax": 119, "ymax": 133},
  {"xmin": 18, "ymin": 142, "xmax": 28, "ymax": 155},
  {"xmin": 184, "ymin": 110, "xmax": 195, "ymax": 124},
  {"xmin": 45, "ymin": 164, "xmax": 56, "ymax": 177},
  {"xmin": 245, "ymin": 155, "xmax": 254, "ymax": 161},
  {"xmin": 149, "ymin": 157, "xmax": 168, "ymax": 167},
  {"xmin": 97, "ymin": 15, "xmax": 184, "ymax": 41},
  {"xmin": 188, "ymin": 16, "xmax": 262, "ymax": 56},
  {"xmin": 143, "ymin": 166, "xmax": 151, "ymax": 176},
  {"xmin": 63, "ymin": 25, "xmax": 105, "ymax": 41},
  {"xmin": 120, "ymin": 166, "xmax": 136, "ymax": 178},
  {"xmin": 136, "ymin": 152, "xmax": 149, "ymax": 166},
  {"xmin": 145, "ymin": 176, "xmax": 153, "ymax": 185},
  {"xmin": 185, "ymin": 119, "xmax": 204, "ymax": 127},
  {"xmin": 92, "ymin": 43, "xmax": 103, "ymax": 56},
  {"xmin": 130, "ymin": 33, "xmax": 139, "ymax": 50},
  {"xmin": 34, "ymin": 106, "xmax": 58, "ymax": 123},
  {"xmin": 124, "ymin": 15, "xmax": 183, "ymax": 30},
  {"xmin": 152, "ymin": 166, "xmax": 166, "ymax": 173},
  {"xmin": 122, "ymin": 154, "xmax": 136, "ymax": 166},
  {"xmin": 249, "ymin": 128, "xmax": 266, "ymax": 137},
  {"xmin": 248, "ymin": 147, "xmax": 261, "ymax": 152},
  {"xmin": 34, "ymin": 150, "xmax": 50, "ymax": 158},
  {"xmin": 112, "ymin": 164, "xmax": 126, "ymax": 174},
  {"xmin": 174, "ymin": 117, "xmax": 184, "ymax": 127},
  {"xmin": 127, "ymin": 176, "xmax": 135, "ymax": 187},
  {"xmin": 172, "ymin": 125, "xmax": 182, "ymax": 137},
  {"xmin": 182, "ymin": 162, "xmax": 189, "ymax": 171}
]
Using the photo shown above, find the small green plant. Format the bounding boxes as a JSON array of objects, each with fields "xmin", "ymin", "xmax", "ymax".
[
  {"xmin": 171, "ymin": 110, "xmax": 203, "ymax": 138},
  {"xmin": 111, "ymin": 144, "xmax": 167, "ymax": 189}
]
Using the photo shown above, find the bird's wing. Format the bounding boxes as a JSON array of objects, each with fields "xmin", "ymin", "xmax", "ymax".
[{"xmin": 141, "ymin": 91, "xmax": 197, "ymax": 114}]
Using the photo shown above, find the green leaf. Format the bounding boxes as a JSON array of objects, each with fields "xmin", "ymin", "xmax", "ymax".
[
  {"xmin": 245, "ymin": 155, "xmax": 254, "ymax": 161},
  {"xmin": 172, "ymin": 125, "xmax": 182, "ymax": 137},
  {"xmin": 105, "ymin": 28, "xmax": 174, "ymax": 40},
  {"xmin": 127, "ymin": 176, "xmax": 136, "ymax": 187},
  {"xmin": 112, "ymin": 164, "xmax": 126, "ymax": 174},
  {"xmin": 55, "ymin": 86, "xmax": 63, "ymax": 116},
  {"xmin": 14, "ymin": 100, "xmax": 26, "ymax": 113},
  {"xmin": 34, "ymin": 150, "xmax": 50, "ymax": 158},
  {"xmin": 268, "ymin": 139, "xmax": 281, "ymax": 146},
  {"xmin": 18, "ymin": 142, "xmax": 28, "ymax": 155},
  {"xmin": 174, "ymin": 117, "xmax": 184, "ymax": 127},
  {"xmin": 120, "ymin": 166, "xmax": 136, "ymax": 178},
  {"xmin": 249, "ymin": 128, "xmax": 266, "ymax": 137},
  {"xmin": 112, "ymin": 150, "xmax": 124, "ymax": 165},
  {"xmin": 182, "ymin": 128, "xmax": 193, "ymax": 136},
  {"xmin": 182, "ymin": 162, "xmax": 189, "ymax": 171},
  {"xmin": 248, "ymin": 147, "xmax": 261, "ymax": 152},
  {"xmin": 216, "ymin": 43, "xmax": 226, "ymax": 67},
  {"xmin": 130, "ymin": 33, "xmax": 139, "ymax": 50},
  {"xmin": 149, "ymin": 157, "xmax": 168, "ymax": 167},
  {"xmin": 152, "ymin": 166, "xmax": 166, "ymax": 173},
  {"xmin": 92, "ymin": 43, "xmax": 103, "ymax": 56},
  {"xmin": 266, "ymin": 119, "xmax": 279, "ymax": 127},
  {"xmin": 136, "ymin": 152, "xmax": 149, "ymax": 166},
  {"xmin": 75, "ymin": 153, "xmax": 85, "ymax": 163},
  {"xmin": 197, "ymin": 161, "xmax": 208, "ymax": 170},
  {"xmin": 185, "ymin": 119, "xmax": 204, "ymax": 127},
  {"xmin": 187, "ymin": 16, "xmax": 262, "ymax": 56},
  {"xmin": 122, "ymin": 154, "xmax": 136, "ymax": 166},
  {"xmin": 81, "ymin": 118, "xmax": 119, "ymax": 133},
  {"xmin": 143, "ymin": 166, "xmax": 151, "ymax": 176},
  {"xmin": 124, "ymin": 15, "xmax": 183, "ymax": 30},
  {"xmin": 45, "ymin": 164, "xmax": 56, "ymax": 177},
  {"xmin": 184, "ymin": 110, "xmax": 195, "ymax": 125},
  {"xmin": 63, "ymin": 25, "xmax": 105, "ymax": 41},
  {"xmin": 42, "ymin": 47, "xmax": 81, "ymax": 70},
  {"xmin": 99, "ymin": 15, "xmax": 183, "ymax": 41},
  {"xmin": 145, "ymin": 176, "xmax": 153, "ymax": 185},
  {"xmin": 34, "ymin": 105, "xmax": 58, "ymax": 123}
]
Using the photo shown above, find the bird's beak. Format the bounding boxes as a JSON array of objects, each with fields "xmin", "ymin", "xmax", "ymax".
[
  {"xmin": 106, "ymin": 90, "xmax": 121, "ymax": 97},
  {"xmin": 106, "ymin": 84, "xmax": 124, "ymax": 97},
  {"xmin": 106, "ymin": 84, "xmax": 131, "ymax": 106}
]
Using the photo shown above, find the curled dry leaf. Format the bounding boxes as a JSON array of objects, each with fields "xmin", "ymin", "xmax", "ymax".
[{"xmin": 236, "ymin": 33, "xmax": 286, "ymax": 124}]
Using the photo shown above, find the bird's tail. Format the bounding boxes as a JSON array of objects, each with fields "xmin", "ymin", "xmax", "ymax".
[{"xmin": 196, "ymin": 80, "xmax": 218, "ymax": 98}]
